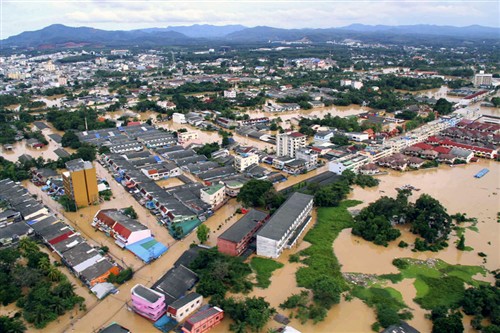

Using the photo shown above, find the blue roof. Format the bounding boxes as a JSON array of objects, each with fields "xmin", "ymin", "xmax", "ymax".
[
  {"xmin": 95, "ymin": 133, "xmax": 101, "ymax": 138},
  {"xmin": 126, "ymin": 237, "xmax": 168, "ymax": 263},
  {"xmin": 154, "ymin": 156, "xmax": 161, "ymax": 162}
]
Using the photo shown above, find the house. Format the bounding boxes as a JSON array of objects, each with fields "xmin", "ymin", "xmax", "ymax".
[
  {"xmin": 26, "ymin": 138, "xmax": 44, "ymax": 149},
  {"xmin": 408, "ymin": 157, "xmax": 425, "ymax": 169},
  {"xmin": 272, "ymin": 156, "xmax": 295, "ymax": 170},
  {"xmin": 171, "ymin": 113, "xmax": 187, "ymax": 124},
  {"xmin": 359, "ymin": 163, "xmax": 379, "ymax": 175},
  {"xmin": 131, "ymin": 284, "xmax": 167, "ymax": 321},
  {"xmin": 224, "ymin": 180, "xmax": 244, "ymax": 197},
  {"xmin": 256, "ymin": 192, "xmax": 314, "ymax": 258},
  {"xmin": 234, "ymin": 153, "xmax": 259, "ymax": 172},
  {"xmin": 79, "ymin": 258, "xmax": 120, "ymax": 287},
  {"xmin": 200, "ymin": 183, "xmax": 226, "ymax": 211},
  {"xmin": 181, "ymin": 307, "xmax": 224, "ymax": 333},
  {"xmin": 218, "ymin": 209, "xmax": 268, "ymax": 256},
  {"xmin": 93, "ymin": 209, "xmax": 151, "ymax": 248},
  {"xmin": 420, "ymin": 149, "xmax": 439, "ymax": 160},
  {"xmin": 314, "ymin": 130, "xmax": 334, "ymax": 143},
  {"xmin": 32, "ymin": 168, "xmax": 58, "ymax": 184},
  {"xmin": 99, "ymin": 323, "xmax": 131, "ymax": 333},
  {"xmin": 166, "ymin": 292, "xmax": 203, "ymax": 322},
  {"xmin": 346, "ymin": 132, "xmax": 369, "ymax": 142},
  {"xmin": 0, "ymin": 222, "xmax": 33, "ymax": 247},
  {"xmin": 178, "ymin": 131, "xmax": 199, "ymax": 144},
  {"xmin": 295, "ymin": 148, "xmax": 318, "ymax": 171},
  {"xmin": 450, "ymin": 147, "xmax": 474, "ymax": 163}
]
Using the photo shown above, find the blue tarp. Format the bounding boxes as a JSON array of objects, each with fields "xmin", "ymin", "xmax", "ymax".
[
  {"xmin": 95, "ymin": 133, "xmax": 100, "ymax": 138},
  {"xmin": 154, "ymin": 156, "xmax": 161, "ymax": 162},
  {"xmin": 126, "ymin": 237, "xmax": 168, "ymax": 263},
  {"xmin": 153, "ymin": 315, "xmax": 178, "ymax": 332}
]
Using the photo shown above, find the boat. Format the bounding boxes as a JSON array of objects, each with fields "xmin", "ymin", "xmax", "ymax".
[{"xmin": 474, "ymin": 168, "xmax": 489, "ymax": 178}]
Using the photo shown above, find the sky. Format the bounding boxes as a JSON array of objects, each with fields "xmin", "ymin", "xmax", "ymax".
[{"xmin": 1, "ymin": 0, "xmax": 499, "ymax": 39}]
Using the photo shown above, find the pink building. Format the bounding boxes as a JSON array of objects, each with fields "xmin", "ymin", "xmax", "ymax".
[
  {"xmin": 182, "ymin": 307, "xmax": 224, "ymax": 333},
  {"xmin": 131, "ymin": 284, "xmax": 166, "ymax": 321}
]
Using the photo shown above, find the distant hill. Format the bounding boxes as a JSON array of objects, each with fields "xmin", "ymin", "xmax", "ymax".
[
  {"xmin": 2, "ymin": 23, "xmax": 499, "ymax": 49},
  {"xmin": 140, "ymin": 24, "xmax": 247, "ymax": 38},
  {"xmin": 340, "ymin": 24, "xmax": 500, "ymax": 38},
  {"xmin": 1, "ymin": 24, "xmax": 191, "ymax": 48}
]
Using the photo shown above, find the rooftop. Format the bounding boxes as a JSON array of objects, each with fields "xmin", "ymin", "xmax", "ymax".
[
  {"xmin": 168, "ymin": 292, "xmax": 202, "ymax": 310},
  {"xmin": 219, "ymin": 209, "xmax": 268, "ymax": 243},
  {"xmin": 132, "ymin": 284, "xmax": 163, "ymax": 304},
  {"xmin": 257, "ymin": 192, "xmax": 313, "ymax": 241},
  {"xmin": 201, "ymin": 183, "xmax": 225, "ymax": 196},
  {"xmin": 65, "ymin": 158, "xmax": 94, "ymax": 172}
]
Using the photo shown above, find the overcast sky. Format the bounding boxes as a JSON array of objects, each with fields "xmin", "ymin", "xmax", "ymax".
[{"xmin": 2, "ymin": 0, "xmax": 499, "ymax": 38}]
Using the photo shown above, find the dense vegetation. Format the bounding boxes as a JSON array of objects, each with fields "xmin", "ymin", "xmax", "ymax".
[
  {"xmin": 46, "ymin": 107, "xmax": 115, "ymax": 131},
  {"xmin": 0, "ymin": 239, "xmax": 84, "ymax": 329},
  {"xmin": 237, "ymin": 179, "xmax": 285, "ymax": 211},
  {"xmin": 250, "ymin": 257, "xmax": 284, "ymax": 288},
  {"xmin": 352, "ymin": 190, "xmax": 452, "ymax": 249}
]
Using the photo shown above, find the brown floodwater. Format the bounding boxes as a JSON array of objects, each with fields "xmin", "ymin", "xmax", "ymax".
[{"xmin": 333, "ymin": 159, "xmax": 499, "ymax": 332}]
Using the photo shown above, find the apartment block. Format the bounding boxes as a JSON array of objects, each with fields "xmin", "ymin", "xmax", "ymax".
[
  {"xmin": 276, "ymin": 132, "xmax": 307, "ymax": 158},
  {"xmin": 131, "ymin": 284, "xmax": 166, "ymax": 321},
  {"xmin": 62, "ymin": 159, "xmax": 99, "ymax": 207},
  {"xmin": 233, "ymin": 153, "xmax": 259, "ymax": 172}
]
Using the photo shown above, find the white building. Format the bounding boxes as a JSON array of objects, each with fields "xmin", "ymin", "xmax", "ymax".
[
  {"xmin": 223, "ymin": 90, "xmax": 237, "ymax": 98},
  {"xmin": 172, "ymin": 113, "xmax": 186, "ymax": 124},
  {"xmin": 328, "ymin": 154, "xmax": 370, "ymax": 175},
  {"xmin": 234, "ymin": 153, "xmax": 259, "ymax": 172},
  {"xmin": 256, "ymin": 192, "xmax": 314, "ymax": 258},
  {"xmin": 474, "ymin": 71, "xmax": 493, "ymax": 87},
  {"xmin": 200, "ymin": 183, "xmax": 226, "ymax": 210},
  {"xmin": 166, "ymin": 293, "xmax": 203, "ymax": 322},
  {"xmin": 178, "ymin": 131, "xmax": 198, "ymax": 144},
  {"xmin": 276, "ymin": 132, "xmax": 307, "ymax": 158},
  {"xmin": 346, "ymin": 132, "xmax": 369, "ymax": 142},
  {"xmin": 295, "ymin": 148, "xmax": 318, "ymax": 171}
]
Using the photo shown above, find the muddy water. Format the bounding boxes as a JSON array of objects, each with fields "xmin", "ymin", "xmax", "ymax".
[
  {"xmin": 333, "ymin": 160, "xmax": 499, "ymax": 332},
  {"xmin": 156, "ymin": 177, "xmax": 185, "ymax": 189}
]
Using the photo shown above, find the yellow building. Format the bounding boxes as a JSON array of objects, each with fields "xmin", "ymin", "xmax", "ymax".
[{"xmin": 62, "ymin": 159, "xmax": 99, "ymax": 207}]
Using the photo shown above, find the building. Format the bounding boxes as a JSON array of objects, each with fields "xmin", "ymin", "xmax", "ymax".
[
  {"xmin": 224, "ymin": 180, "xmax": 244, "ymax": 197},
  {"xmin": 328, "ymin": 154, "xmax": 370, "ymax": 175},
  {"xmin": 218, "ymin": 209, "xmax": 268, "ymax": 256},
  {"xmin": 131, "ymin": 284, "xmax": 166, "ymax": 321},
  {"xmin": 93, "ymin": 209, "xmax": 151, "ymax": 247},
  {"xmin": 233, "ymin": 153, "xmax": 259, "ymax": 172},
  {"xmin": 99, "ymin": 323, "xmax": 131, "ymax": 333},
  {"xmin": 178, "ymin": 131, "xmax": 199, "ymax": 144},
  {"xmin": 181, "ymin": 307, "xmax": 224, "ymax": 333},
  {"xmin": 173, "ymin": 113, "xmax": 187, "ymax": 124},
  {"xmin": 223, "ymin": 90, "xmax": 237, "ymax": 98},
  {"xmin": 166, "ymin": 292, "xmax": 203, "ymax": 322},
  {"xmin": 473, "ymin": 71, "xmax": 493, "ymax": 87},
  {"xmin": 62, "ymin": 159, "xmax": 99, "ymax": 207},
  {"xmin": 200, "ymin": 183, "xmax": 226, "ymax": 210},
  {"xmin": 256, "ymin": 192, "xmax": 314, "ymax": 258},
  {"xmin": 295, "ymin": 148, "xmax": 318, "ymax": 171},
  {"xmin": 276, "ymin": 132, "xmax": 307, "ymax": 158}
]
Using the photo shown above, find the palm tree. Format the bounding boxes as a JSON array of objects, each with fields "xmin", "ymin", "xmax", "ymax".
[
  {"xmin": 54, "ymin": 281, "xmax": 75, "ymax": 299},
  {"xmin": 47, "ymin": 266, "xmax": 62, "ymax": 282},
  {"xmin": 19, "ymin": 238, "xmax": 38, "ymax": 254},
  {"xmin": 38, "ymin": 257, "xmax": 50, "ymax": 273}
]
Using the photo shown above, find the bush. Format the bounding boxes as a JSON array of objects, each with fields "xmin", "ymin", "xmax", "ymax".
[{"xmin": 392, "ymin": 258, "xmax": 409, "ymax": 270}]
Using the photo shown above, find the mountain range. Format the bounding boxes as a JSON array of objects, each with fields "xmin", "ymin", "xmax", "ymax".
[{"xmin": 2, "ymin": 23, "xmax": 499, "ymax": 49}]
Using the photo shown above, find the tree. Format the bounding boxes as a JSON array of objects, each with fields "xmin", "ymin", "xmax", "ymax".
[
  {"xmin": 311, "ymin": 277, "xmax": 341, "ymax": 308},
  {"xmin": 122, "ymin": 206, "xmax": 138, "ymax": 219},
  {"xmin": 75, "ymin": 145, "xmax": 96, "ymax": 162},
  {"xmin": 61, "ymin": 131, "xmax": 81, "ymax": 149},
  {"xmin": 237, "ymin": 179, "xmax": 273, "ymax": 208},
  {"xmin": 0, "ymin": 315, "xmax": 26, "ymax": 333},
  {"xmin": 410, "ymin": 194, "xmax": 452, "ymax": 244},
  {"xmin": 222, "ymin": 296, "xmax": 276, "ymax": 333},
  {"xmin": 431, "ymin": 309, "xmax": 464, "ymax": 333},
  {"xmin": 456, "ymin": 235, "xmax": 465, "ymax": 250},
  {"xmin": 434, "ymin": 98, "xmax": 453, "ymax": 115},
  {"xmin": 330, "ymin": 134, "xmax": 350, "ymax": 146},
  {"xmin": 197, "ymin": 224, "xmax": 210, "ymax": 244}
]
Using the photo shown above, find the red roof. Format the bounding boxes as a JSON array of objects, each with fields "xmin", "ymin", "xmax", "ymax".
[
  {"xmin": 113, "ymin": 222, "xmax": 132, "ymax": 239},
  {"xmin": 413, "ymin": 142, "xmax": 433, "ymax": 150},
  {"xmin": 127, "ymin": 121, "xmax": 141, "ymax": 126},
  {"xmin": 432, "ymin": 146, "xmax": 451, "ymax": 154},
  {"xmin": 290, "ymin": 132, "xmax": 305, "ymax": 138}
]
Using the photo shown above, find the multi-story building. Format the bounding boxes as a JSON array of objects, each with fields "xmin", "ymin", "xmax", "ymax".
[
  {"xmin": 178, "ymin": 131, "xmax": 199, "ymax": 144},
  {"xmin": 172, "ymin": 113, "xmax": 187, "ymax": 124},
  {"xmin": 62, "ymin": 159, "xmax": 99, "ymax": 207},
  {"xmin": 233, "ymin": 153, "xmax": 259, "ymax": 172},
  {"xmin": 92, "ymin": 209, "xmax": 151, "ymax": 248},
  {"xmin": 256, "ymin": 192, "xmax": 314, "ymax": 258},
  {"xmin": 276, "ymin": 132, "xmax": 307, "ymax": 158},
  {"xmin": 166, "ymin": 292, "xmax": 203, "ymax": 322},
  {"xmin": 473, "ymin": 71, "xmax": 493, "ymax": 87},
  {"xmin": 200, "ymin": 183, "xmax": 226, "ymax": 210},
  {"xmin": 131, "ymin": 284, "xmax": 166, "ymax": 321},
  {"xmin": 218, "ymin": 209, "xmax": 268, "ymax": 256},
  {"xmin": 181, "ymin": 307, "xmax": 224, "ymax": 333},
  {"xmin": 295, "ymin": 148, "xmax": 319, "ymax": 171}
]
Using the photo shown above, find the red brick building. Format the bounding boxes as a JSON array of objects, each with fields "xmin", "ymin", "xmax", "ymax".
[
  {"xmin": 217, "ymin": 209, "xmax": 268, "ymax": 256},
  {"xmin": 182, "ymin": 307, "xmax": 224, "ymax": 333}
]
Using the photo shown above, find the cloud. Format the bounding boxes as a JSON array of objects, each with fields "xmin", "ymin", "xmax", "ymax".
[{"xmin": 1, "ymin": 0, "xmax": 498, "ymax": 38}]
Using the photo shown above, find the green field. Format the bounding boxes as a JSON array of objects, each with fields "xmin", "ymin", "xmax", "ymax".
[{"xmin": 250, "ymin": 257, "xmax": 284, "ymax": 288}]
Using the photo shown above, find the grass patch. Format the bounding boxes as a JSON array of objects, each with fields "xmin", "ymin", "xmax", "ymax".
[
  {"xmin": 392, "ymin": 258, "xmax": 488, "ymax": 310},
  {"xmin": 296, "ymin": 200, "xmax": 361, "ymax": 290},
  {"xmin": 250, "ymin": 257, "xmax": 284, "ymax": 289},
  {"xmin": 414, "ymin": 276, "xmax": 464, "ymax": 309},
  {"xmin": 351, "ymin": 286, "xmax": 410, "ymax": 329}
]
